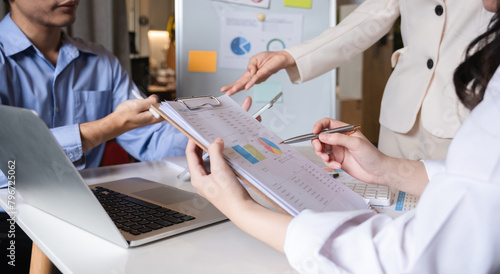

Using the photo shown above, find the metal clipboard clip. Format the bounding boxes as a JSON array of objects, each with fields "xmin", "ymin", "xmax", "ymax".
[{"xmin": 175, "ymin": 95, "xmax": 221, "ymax": 110}]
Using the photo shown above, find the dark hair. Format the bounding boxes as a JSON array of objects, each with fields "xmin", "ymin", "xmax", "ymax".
[{"xmin": 454, "ymin": 9, "xmax": 500, "ymax": 110}]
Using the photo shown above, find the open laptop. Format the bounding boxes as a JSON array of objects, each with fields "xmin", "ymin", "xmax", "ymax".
[{"xmin": 0, "ymin": 105, "xmax": 227, "ymax": 248}]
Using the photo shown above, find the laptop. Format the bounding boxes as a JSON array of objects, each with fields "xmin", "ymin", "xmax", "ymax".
[{"xmin": 0, "ymin": 105, "xmax": 227, "ymax": 248}]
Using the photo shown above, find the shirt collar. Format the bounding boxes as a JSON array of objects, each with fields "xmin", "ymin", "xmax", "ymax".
[
  {"xmin": 0, "ymin": 13, "xmax": 97, "ymax": 57},
  {"xmin": 0, "ymin": 13, "xmax": 33, "ymax": 56}
]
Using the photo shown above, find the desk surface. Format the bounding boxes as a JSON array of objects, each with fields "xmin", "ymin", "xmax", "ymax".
[{"xmin": 0, "ymin": 159, "xmax": 296, "ymax": 273}]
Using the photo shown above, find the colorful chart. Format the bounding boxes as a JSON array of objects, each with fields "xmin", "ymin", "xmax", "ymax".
[
  {"xmin": 266, "ymin": 38, "xmax": 286, "ymax": 52},
  {"xmin": 232, "ymin": 144, "xmax": 266, "ymax": 164},
  {"xmin": 231, "ymin": 37, "xmax": 251, "ymax": 56},
  {"xmin": 258, "ymin": 137, "xmax": 282, "ymax": 155}
]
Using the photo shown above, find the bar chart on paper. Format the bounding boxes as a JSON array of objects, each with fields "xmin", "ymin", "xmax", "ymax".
[
  {"xmin": 232, "ymin": 144, "xmax": 266, "ymax": 164},
  {"xmin": 158, "ymin": 95, "xmax": 370, "ymax": 215}
]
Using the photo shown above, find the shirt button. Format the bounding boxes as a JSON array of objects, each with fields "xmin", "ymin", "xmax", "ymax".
[
  {"xmin": 55, "ymin": 106, "xmax": 60, "ymax": 112},
  {"xmin": 435, "ymin": 5, "xmax": 443, "ymax": 16},
  {"xmin": 427, "ymin": 59, "xmax": 434, "ymax": 69}
]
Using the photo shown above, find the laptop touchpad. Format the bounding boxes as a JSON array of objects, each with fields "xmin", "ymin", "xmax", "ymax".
[{"xmin": 132, "ymin": 186, "xmax": 197, "ymax": 205}]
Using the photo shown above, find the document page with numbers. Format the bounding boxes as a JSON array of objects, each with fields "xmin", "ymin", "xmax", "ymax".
[{"xmin": 155, "ymin": 95, "xmax": 369, "ymax": 216}]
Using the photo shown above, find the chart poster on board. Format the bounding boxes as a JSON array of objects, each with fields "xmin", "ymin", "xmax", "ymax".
[
  {"xmin": 215, "ymin": 0, "xmax": 271, "ymax": 9},
  {"xmin": 219, "ymin": 10, "xmax": 303, "ymax": 69}
]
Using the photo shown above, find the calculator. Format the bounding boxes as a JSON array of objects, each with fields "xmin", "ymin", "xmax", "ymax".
[{"xmin": 329, "ymin": 169, "xmax": 393, "ymax": 206}]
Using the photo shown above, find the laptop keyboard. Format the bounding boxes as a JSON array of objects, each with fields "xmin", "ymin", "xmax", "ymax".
[{"xmin": 92, "ymin": 186, "xmax": 195, "ymax": 236}]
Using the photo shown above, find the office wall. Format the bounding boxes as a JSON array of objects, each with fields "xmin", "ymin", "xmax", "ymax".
[{"xmin": 175, "ymin": 0, "xmax": 336, "ymax": 139}]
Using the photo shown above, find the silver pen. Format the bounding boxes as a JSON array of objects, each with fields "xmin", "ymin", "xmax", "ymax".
[
  {"xmin": 177, "ymin": 92, "xmax": 283, "ymax": 179},
  {"xmin": 280, "ymin": 125, "xmax": 360, "ymax": 144},
  {"xmin": 252, "ymin": 91, "xmax": 283, "ymax": 119}
]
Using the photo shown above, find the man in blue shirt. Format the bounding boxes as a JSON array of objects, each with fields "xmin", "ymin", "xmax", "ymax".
[
  {"xmin": 0, "ymin": 1, "xmax": 251, "ymax": 270},
  {"xmin": 0, "ymin": 1, "xmax": 189, "ymax": 270},
  {"xmin": 0, "ymin": 0, "xmax": 189, "ymax": 190}
]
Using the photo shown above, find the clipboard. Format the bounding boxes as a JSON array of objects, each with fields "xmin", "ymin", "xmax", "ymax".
[
  {"xmin": 175, "ymin": 95, "xmax": 221, "ymax": 110},
  {"xmin": 150, "ymin": 95, "xmax": 289, "ymax": 214},
  {"xmin": 151, "ymin": 95, "xmax": 370, "ymax": 216}
]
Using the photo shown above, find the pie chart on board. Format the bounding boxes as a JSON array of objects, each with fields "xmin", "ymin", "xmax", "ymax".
[
  {"xmin": 231, "ymin": 37, "xmax": 251, "ymax": 56},
  {"xmin": 258, "ymin": 137, "xmax": 282, "ymax": 155}
]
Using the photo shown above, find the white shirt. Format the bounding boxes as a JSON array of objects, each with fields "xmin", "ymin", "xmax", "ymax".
[{"xmin": 283, "ymin": 69, "xmax": 500, "ymax": 273}]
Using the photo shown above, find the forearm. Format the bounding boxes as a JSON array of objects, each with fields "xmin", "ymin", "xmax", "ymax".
[
  {"xmin": 285, "ymin": 0, "xmax": 399, "ymax": 83},
  {"xmin": 79, "ymin": 112, "xmax": 127, "ymax": 152},
  {"xmin": 382, "ymin": 157, "xmax": 429, "ymax": 196},
  {"xmin": 228, "ymin": 201, "xmax": 292, "ymax": 253}
]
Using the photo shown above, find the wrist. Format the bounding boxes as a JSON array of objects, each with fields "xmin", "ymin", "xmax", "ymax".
[
  {"xmin": 79, "ymin": 114, "xmax": 125, "ymax": 152},
  {"xmin": 224, "ymin": 195, "xmax": 259, "ymax": 220},
  {"xmin": 280, "ymin": 50, "xmax": 296, "ymax": 69}
]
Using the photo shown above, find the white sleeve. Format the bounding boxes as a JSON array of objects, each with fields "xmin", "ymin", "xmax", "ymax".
[
  {"xmin": 284, "ymin": 174, "xmax": 500, "ymax": 273},
  {"xmin": 284, "ymin": 0, "xmax": 400, "ymax": 83},
  {"xmin": 421, "ymin": 159, "xmax": 445, "ymax": 182}
]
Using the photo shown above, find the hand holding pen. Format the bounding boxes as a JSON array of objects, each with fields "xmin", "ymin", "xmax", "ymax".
[
  {"xmin": 131, "ymin": 89, "xmax": 161, "ymax": 119},
  {"xmin": 280, "ymin": 124, "xmax": 360, "ymax": 144}
]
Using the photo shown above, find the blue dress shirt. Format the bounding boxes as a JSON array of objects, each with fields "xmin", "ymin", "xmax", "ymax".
[{"xmin": 0, "ymin": 14, "xmax": 188, "ymax": 189}]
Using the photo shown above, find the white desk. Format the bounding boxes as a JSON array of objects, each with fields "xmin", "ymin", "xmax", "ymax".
[{"xmin": 0, "ymin": 160, "xmax": 296, "ymax": 273}]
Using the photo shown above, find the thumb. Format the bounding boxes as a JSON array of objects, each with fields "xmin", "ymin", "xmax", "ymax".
[
  {"xmin": 240, "ymin": 96, "xmax": 252, "ymax": 112},
  {"xmin": 145, "ymin": 94, "xmax": 159, "ymax": 105},
  {"xmin": 319, "ymin": 133, "xmax": 360, "ymax": 151},
  {"xmin": 247, "ymin": 57, "xmax": 259, "ymax": 75},
  {"xmin": 208, "ymin": 138, "xmax": 229, "ymax": 172}
]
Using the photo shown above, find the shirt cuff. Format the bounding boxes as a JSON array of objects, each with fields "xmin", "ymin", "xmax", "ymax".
[
  {"xmin": 50, "ymin": 125, "xmax": 84, "ymax": 166},
  {"xmin": 421, "ymin": 159, "xmax": 445, "ymax": 182},
  {"xmin": 284, "ymin": 48, "xmax": 302, "ymax": 84},
  {"xmin": 284, "ymin": 209, "xmax": 375, "ymax": 272}
]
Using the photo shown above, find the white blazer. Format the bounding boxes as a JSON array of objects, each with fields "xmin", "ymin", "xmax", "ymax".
[{"xmin": 285, "ymin": 0, "xmax": 492, "ymax": 138}]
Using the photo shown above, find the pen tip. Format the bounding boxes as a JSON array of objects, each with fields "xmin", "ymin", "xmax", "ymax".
[{"xmin": 279, "ymin": 141, "xmax": 284, "ymax": 144}]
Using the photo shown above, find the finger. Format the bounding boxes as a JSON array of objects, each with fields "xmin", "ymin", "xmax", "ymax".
[
  {"xmin": 186, "ymin": 140, "xmax": 208, "ymax": 179},
  {"xmin": 319, "ymin": 132, "xmax": 361, "ymax": 151},
  {"xmin": 312, "ymin": 118, "xmax": 332, "ymax": 134},
  {"xmin": 240, "ymin": 96, "xmax": 252, "ymax": 112},
  {"xmin": 244, "ymin": 75, "xmax": 262, "ymax": 90},
  {"xmin": 244, "ymin": 65, "xmax": 275, "ymax": 89},
  {"xmin": 247, "ymin": 56, "xmax": 259, "ymax": 75},
  {"xmin": 223, "ymin": 72, "xmax": 254, "ymax": 95},
  {"xmin": 312, "ymin": 139, "xmax": 340, "ymax": 165},
  {"xmin": 312, "ymin": 139, "xmax": 328, "ymax": 161},
  {"xmin": 312, "ymin": 118, "xmax": 349, "ymax": 134},
  {"xmin": 207, "ymin": 138, "xmax": 231, "ymax": 174},
  {"xmin": 144, "ymin": 95, "xmax": 159, "ymax": 109},
  {"xmin": 311, "ymin": 139, "xmax": 324, "ymax": 154},
  {"xmin": 220, "ymin": 84, "xmax": 231, "ymax": 92}
]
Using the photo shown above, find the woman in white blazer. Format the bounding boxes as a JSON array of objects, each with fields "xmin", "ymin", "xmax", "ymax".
[
  {"xmin": 189, "ymin": 0, "xmax": 500, "ymax": 271},
  {"xmin": 222, "ymin": 0, "xmax": 493, "ymax": 160}
]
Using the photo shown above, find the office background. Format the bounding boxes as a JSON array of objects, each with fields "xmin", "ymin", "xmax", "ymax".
[{"xmin": 0, "ymin": 0, "xmax": 394, "ymax": 143}]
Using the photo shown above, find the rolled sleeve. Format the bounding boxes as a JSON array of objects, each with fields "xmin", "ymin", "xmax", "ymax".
[
  {"xmin": 421, "ymin": 159, "xmax": 445, "ymax": 182},
  {"xmin": 50, "ymin": 124, "xmax": 84, "ymax": 168}
]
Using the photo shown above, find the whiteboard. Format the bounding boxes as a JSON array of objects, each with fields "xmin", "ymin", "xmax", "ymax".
[{"xmin": 175, "ymin": 0, "xmax": 336, "ymax": 139}]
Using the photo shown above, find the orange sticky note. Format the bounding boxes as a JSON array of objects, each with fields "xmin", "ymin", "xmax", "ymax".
[{"xmin": 188, "ymin": 51, "xmax": 217, "ymax": 73}]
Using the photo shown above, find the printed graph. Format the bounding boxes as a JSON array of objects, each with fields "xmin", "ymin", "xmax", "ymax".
[
  {"xmin": 231, "ymin": 37, "xmax": 251, "ymax": 55},
  {"xmin": 258, "ymin": 137, "xmax": 282, "ymax": 155},
  {"xmin": 232, "ymin": 144, "xmax": 266, "ymax": 164}
]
